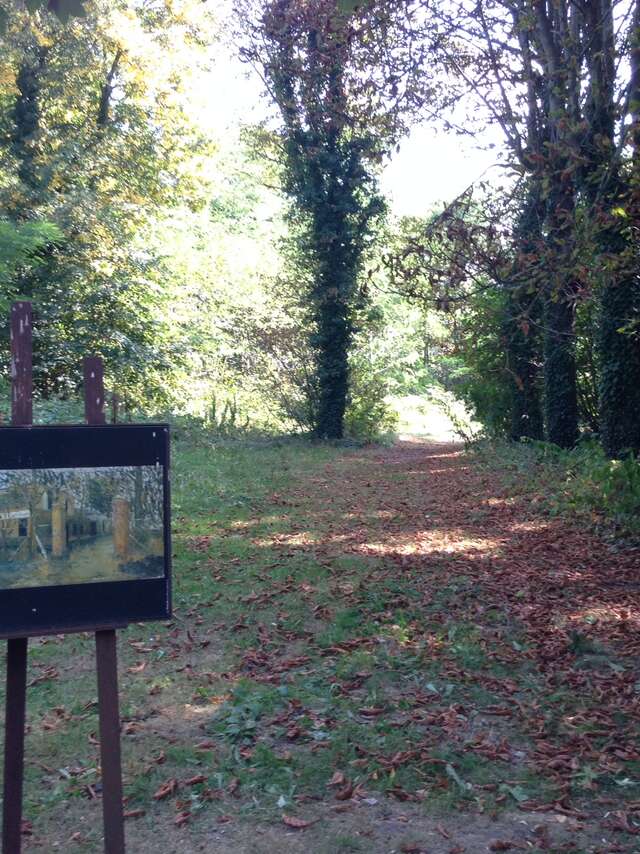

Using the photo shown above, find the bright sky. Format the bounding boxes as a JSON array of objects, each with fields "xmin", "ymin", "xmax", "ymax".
[
  {"xmin": 201, "ymin": 40, "xmax": 503, "ymax": 218},
  {"xmin": 380, "ymin": 126, "xmax": 502, "ymax": 216}
]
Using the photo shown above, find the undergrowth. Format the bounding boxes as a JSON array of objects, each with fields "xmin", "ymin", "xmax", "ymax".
[{"xmin": 474, "ymin": 437, "xmax": 640, "ymax": 538}]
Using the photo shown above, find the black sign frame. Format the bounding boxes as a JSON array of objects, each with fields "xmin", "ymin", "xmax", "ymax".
[{"xmin": 0, "ymin": 423, "xmax": 171, "ymax": 638}]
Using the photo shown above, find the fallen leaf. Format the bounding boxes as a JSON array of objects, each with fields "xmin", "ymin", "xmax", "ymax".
[
  {"xmin": 282, "ymin": 814, "xmax": 318, "ymax": 829},
  {"xmin": 124, "ymin": 809, "xmax": 146, "ymax": 819},
  {"xmin": 153, "ymin": 778, "xmax": 178, "ymax": 800},
  {"xmin": 328, "ymin": 770, "xmax": 346, "ymax": 787}
]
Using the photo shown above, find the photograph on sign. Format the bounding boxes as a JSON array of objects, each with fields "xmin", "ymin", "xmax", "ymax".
[
  {"xmin": 0, "ymin": 423, "xmax": 171, "ymax": 637},
  {"xmin": 0, "ymin": 465, "xmax": 164, "ymax": 589}
]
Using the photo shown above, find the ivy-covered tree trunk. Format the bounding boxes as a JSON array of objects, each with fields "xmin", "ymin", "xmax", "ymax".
[
  {"xmin": 544, "ymin": 293, "xmax": 579, "ymax": 448},
  {"xmin": 543, "ymin": 177, "xmax": 579, "ymax": 449},
  {"xmin": 585, "ymin": 0, "xmax": 640, "ymax": 456},
  {"xmin": 239, "ymin": 1, "xmax": 393, "ymax": 441},
  {"xmin": 311, "ymin": 185, "xmax": 361, "ymax": 439},
  {"xmin": 595, "ymin": 10, "xmax": 640, "ymax": 458},
  {"xmin": 314, "ymin": 290, "xmax": 351, "ymax": 439},
  {"xmin": 504, "ymin": 182, "xmax": 544, "ymax": 441},
  {"xmin": 504, "ymin": 291, "xmax": 543, "ymax": 441},
  {"xmin": 597, "ymin": 223, "xmax": 640, "ymax": 456},
  {"xmin": 11, "ymin": 49, "xmax": 46, "ymax": 192}
]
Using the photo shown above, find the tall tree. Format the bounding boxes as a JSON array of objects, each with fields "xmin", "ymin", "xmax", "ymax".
[
  {"xmin": 581, "ymin": 0, "xmax": 640, "ymax": 456},
  {"xmin": 236, "ymin": 0, "xmax": 432, "ymax": 438}
]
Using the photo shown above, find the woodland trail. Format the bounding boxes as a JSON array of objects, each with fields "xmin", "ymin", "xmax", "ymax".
[
  {"xmin": 173, "ymin": 436, "xmax": 640, "ymax": 853},
  {"xmin": 18, "ymin": 437, "xmax": 640, "ymax": 853}
]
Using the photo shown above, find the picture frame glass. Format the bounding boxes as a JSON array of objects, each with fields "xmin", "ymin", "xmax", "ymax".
[
  {"xmin": 0, "ymin": 464, "xmax": 164, "ymax": 590},
  {"xmin": 0, "ymin": 424, "xmax": 171, "ymax": 637}
]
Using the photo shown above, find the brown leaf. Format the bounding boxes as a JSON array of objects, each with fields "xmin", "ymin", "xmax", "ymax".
[
  {"xmin": 153, "ymin": 778, "xmax": 178, "ymax": 800},
  {"xmin": 124, "ymin": 809, "xmax": 146, "ymax": 819},
  {"xmin": 335, "ymin": 782, "xmax": 355, "ymax": 801},
  {"xmin": 174, "ymin": 811, "xmax": 191, "ymax": 827},
  {"xmin": 282, "ymin": 814, "xmax": 318, "ymax": 829},
  {"xmin": 28, "ymin": 666, "xmax": 59, "ymax": 688},
  {"xmin": 358, "ymin": 706, "xmax": 385, "ymax": 717}
]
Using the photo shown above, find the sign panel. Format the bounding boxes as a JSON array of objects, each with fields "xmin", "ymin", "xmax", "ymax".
[{"xmin": 0, "ymin": 424, "xmax": 171, "ymax": 637}]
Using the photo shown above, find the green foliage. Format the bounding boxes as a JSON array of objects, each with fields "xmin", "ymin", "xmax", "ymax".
[
  {"xmin": 0, "ymin": 0, "xmax": 87, "ymax": 33},
  {"xmin": 560, "ymin": 442, "xmax": 640, "ymax": 529},
  {"xmin": 344, "ymin": 359, "xmax": 398, "ymax": 441},
  {"xmin": 476, "ymin": 437, "xmax": 640, "ymax": 537},
  {"xmin": 446, "ymin": 290, "xmax": 512, "ymax": 438},
  {"xmin": 0, "ymin": 1, "xmax": 218, "ymax": 407},
  {"xmin": 0, "ymin": 219, "xmax": 60, "ymax": 311}
]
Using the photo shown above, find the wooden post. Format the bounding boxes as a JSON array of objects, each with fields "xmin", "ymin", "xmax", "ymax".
[
  {"xmin": 51, "ymin": 502, "xmax": 67, "ymax": 558},
  {"xmin": 1, "ymin": 636, "xmax": 27, "ymax": 854},
  {"xmin": 3, "ymin": 301, "xmax": 32, "ymax": 854},
  {"xmin": 95, "ymin": 630, "xmax": 125, "ymax": 854},
  {"xmin": 112, "ymin": 500, "xmax": 130, "ymax": 560},
  {"xmin": 10, "ymin": 302, "xmax": 32, "ymax": 427},
  {"xmin": 83, "ymin": 358, "xmax": 106, "ymax": 426},
  {"xmin": 84, "ymin": 360, "xmax": 125, "ymax": 854}
]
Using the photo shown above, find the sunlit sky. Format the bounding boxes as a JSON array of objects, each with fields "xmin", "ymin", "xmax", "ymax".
[{"xmin": 200, "ymin": 39, "xmax": 503, "ymax": 217}]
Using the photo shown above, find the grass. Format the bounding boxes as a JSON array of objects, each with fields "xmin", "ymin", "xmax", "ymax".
[{"xmin": 472, "ymin": 436, "xmax": 640, "ymax": 539}]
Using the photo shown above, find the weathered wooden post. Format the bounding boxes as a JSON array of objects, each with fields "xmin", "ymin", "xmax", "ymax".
[
  {"xmin": 26, "ymin": 515, "xmax": 34, "ymax": 559},
  {"xmin": 84, "ymin": 357, "xmax": 126, "ymax": 854},
  {"xmin": 51, "ymin": 502, "xmax": 67, "ymax": 558},
  {"xmin": 3, "ymin": 301, "xmax": 32, "ymax": 854},
  {"xmin": 112, "ymin": 499, "xmax": 130, "ymax": 559},
  {"xmin": 10, "ymin": 302, "xmax": 32, "ymax": 426}
]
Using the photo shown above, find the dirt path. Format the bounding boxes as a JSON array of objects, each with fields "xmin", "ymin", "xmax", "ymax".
[{"xmin": 19, "ymin": 438, "xmax": 640, "ymax": 853}]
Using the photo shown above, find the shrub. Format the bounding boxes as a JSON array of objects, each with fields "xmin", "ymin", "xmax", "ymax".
[
  {"xmin": 343, "ymin": 353, "xmax": 399, "ymax": 442},
  {"xmin": 475, "ymin": 437, "xmax": 640, "ymax": 537}
]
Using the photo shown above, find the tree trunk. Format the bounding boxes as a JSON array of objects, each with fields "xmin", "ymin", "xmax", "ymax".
[
  {"xmin": 11, "ymin": 45, "xmax": 48, "ymax": 196},
  {"xmin": 504, "ymin": 291, "xmax": 544, "ymax": 441},
  {"xmin": 597, "ymin": 213, "xmax": 640, "ymax": 456},
  {"xmin": 544, "ymin": 293, "xmax": 579, "ymax": 448},
  {"xmin": 504, "ymin": 182, "xmax": 544, "ymax": 442},
  {"xmin": 590, "ymin": 0, "xmax": 640, "ymax": 456},
  {"xmin": 542, "ymin": 164, "xmax": 579, "ymax": 448},
  {"xmin": 314, "ymin": 291, "xmax": 351, "ymax": 439}
]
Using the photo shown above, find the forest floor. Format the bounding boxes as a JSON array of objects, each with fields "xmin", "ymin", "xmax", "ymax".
[{"xmin": 7, "ymin": 427, "xmax": 640, "ymax": 853}]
